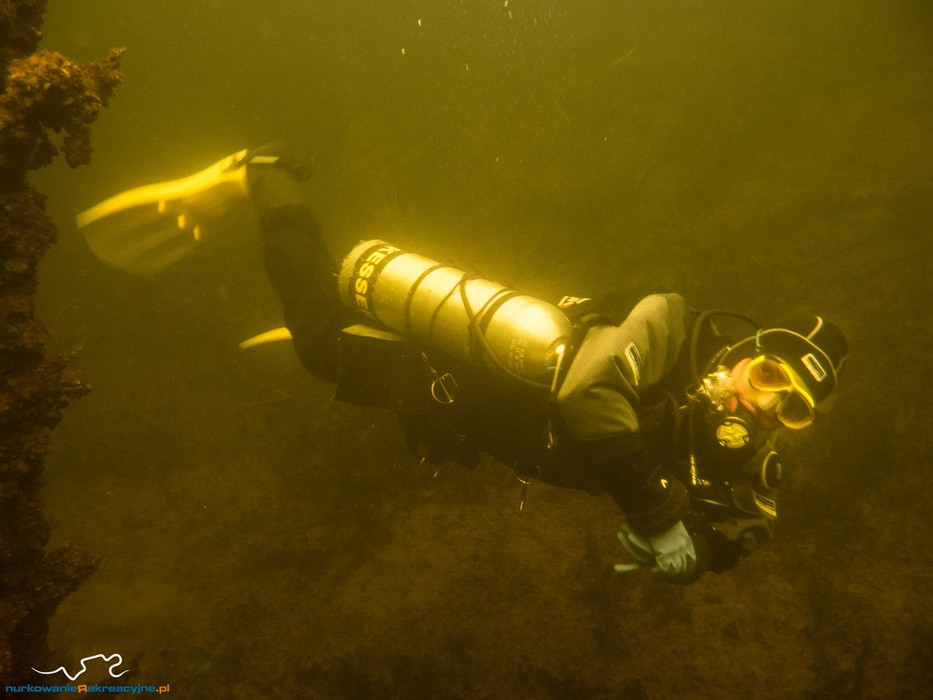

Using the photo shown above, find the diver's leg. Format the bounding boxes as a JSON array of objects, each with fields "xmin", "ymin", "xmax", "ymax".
[
  {"xmin": 76, "ymin": 144, "xmax": 348, "ymax": 381},
  {"xmin": 247, "ymin": 161, "xmax": 347, "ymax": 383}
]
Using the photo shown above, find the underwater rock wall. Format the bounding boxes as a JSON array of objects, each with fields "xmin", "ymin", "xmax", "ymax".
[{"xmin": 0, "ymin": 0, "xmax": 123, "ymax": 679}]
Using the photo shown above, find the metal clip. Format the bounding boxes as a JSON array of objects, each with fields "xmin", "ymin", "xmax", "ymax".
[
  {"xmin": 418, "ymin": 455, "xmax": 441, "ymax": 478},
  {"xmin": 421, "ymin": 351, "xmax": 458, "ymax": 404},
  {"xmin": 515, "ymin": 475, "xmax": 534, "ymax": 513},
  {"xmin": 430, "ymin": 372, "xmax": 458, "ymax": 404}
]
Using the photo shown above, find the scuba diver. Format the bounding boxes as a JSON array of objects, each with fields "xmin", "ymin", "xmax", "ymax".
[{"xmin": 76, "ymin": 146, "xmax": 848, "ymax": 584}]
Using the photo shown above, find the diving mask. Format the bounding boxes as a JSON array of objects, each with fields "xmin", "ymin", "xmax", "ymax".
[{"xmin": 746, "ymin": 355, "xmax": 815, "ymax": 429}]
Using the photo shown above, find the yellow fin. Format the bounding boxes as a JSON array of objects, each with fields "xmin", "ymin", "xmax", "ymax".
[
  {"xmin": 77, "ymin": 149, "xmax": 249, "ymax": 276},
  {"xmin": 239, "ymin": 327, "xmax": 293, "ymax": 349}
]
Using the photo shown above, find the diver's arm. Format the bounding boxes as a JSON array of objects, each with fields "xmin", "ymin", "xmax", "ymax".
[
  {"xmin": 556, "ymin": 292, "xmax": 693, "ymax": 525},
  {"xmin": 584, "ymin": 435, "xmax": 700, "ymax": 582},
  {"xmin": 578, "ymin": 433, "xmax": 690, "ymax": 535}
]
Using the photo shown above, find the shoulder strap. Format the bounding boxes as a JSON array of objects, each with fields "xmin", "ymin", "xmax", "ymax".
[{"xmin": 549, "ymin": 296, "xmax": 614, "ymax": 396}]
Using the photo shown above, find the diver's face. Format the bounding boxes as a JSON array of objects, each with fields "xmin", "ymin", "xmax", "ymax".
[{"xmin": 727, "ymin": 358, "xmax": 784, "ymax": 430}]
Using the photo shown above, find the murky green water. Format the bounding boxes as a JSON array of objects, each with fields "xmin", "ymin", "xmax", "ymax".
[{"xmin": 26, "ymin": 1, "xmax": 933, "ymax": 697}]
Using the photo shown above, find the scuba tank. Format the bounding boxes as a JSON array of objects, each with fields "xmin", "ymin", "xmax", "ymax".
[{"xmin": 338, "ymin": 240, "xmax": 572, "ymax": 386}]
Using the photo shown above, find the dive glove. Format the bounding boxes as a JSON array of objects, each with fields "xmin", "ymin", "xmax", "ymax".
[{"xmin": 616, "ymin": 520, "xmax": 698, "ymax": 582}]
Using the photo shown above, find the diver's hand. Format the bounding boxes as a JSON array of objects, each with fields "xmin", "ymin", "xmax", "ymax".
[
  {"xmin": 647, "ymin": 521, "xmax": 697, "ymax": 578},
  {"xmin": 615, "ymin": 526, "xmax": 655, "ymax": 571},
  {"xmin": 615, "ymin": 521, "xmax": 699, "ymax": 583}
]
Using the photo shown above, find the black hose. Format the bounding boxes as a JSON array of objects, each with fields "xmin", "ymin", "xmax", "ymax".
[
  {"xmin": 456, "ymin": 273, "xmax": 553, "ymax": 391},
  {"xmin": 689, "ymin": 308, "xmax": 760, "ymax": 384}
]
